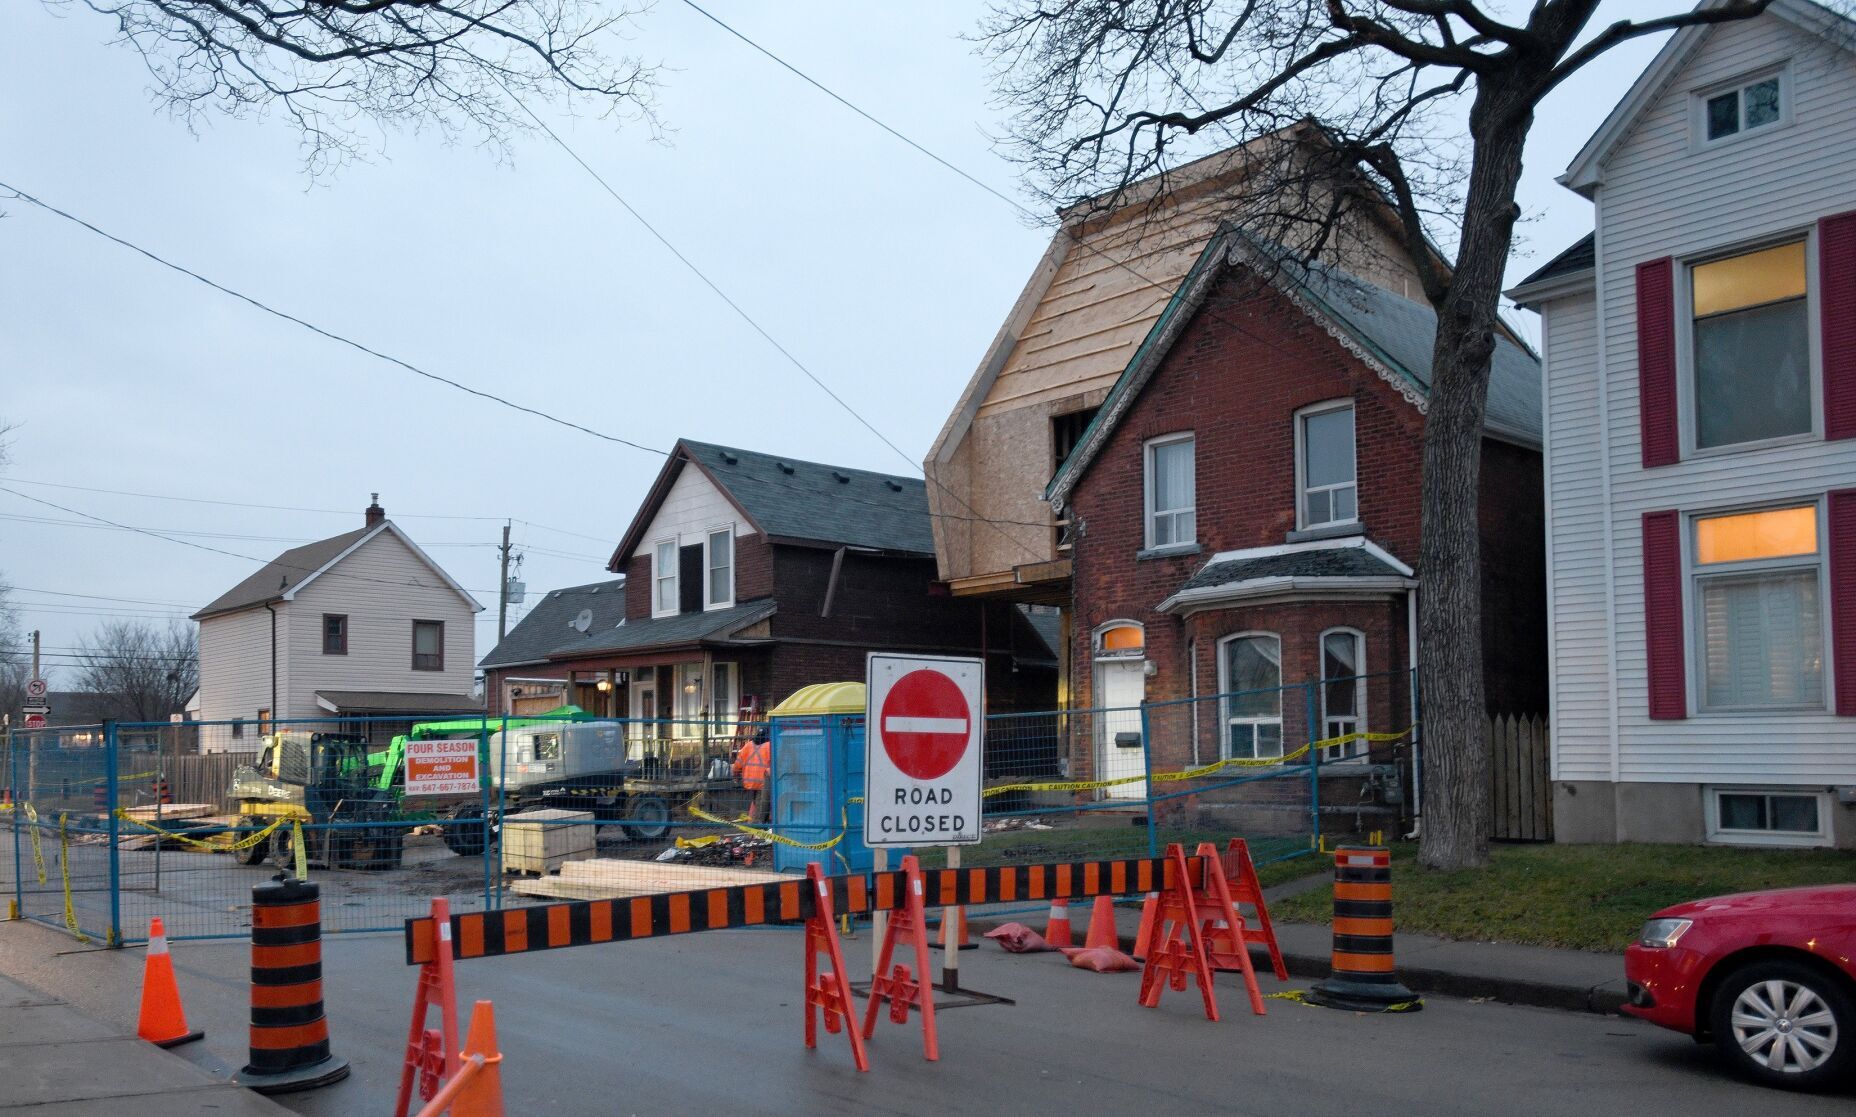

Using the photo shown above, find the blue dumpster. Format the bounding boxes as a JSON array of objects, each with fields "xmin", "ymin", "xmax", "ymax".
[{"xmin": 769, "ymin": 682, "xmax": 871, "ymax": 874}]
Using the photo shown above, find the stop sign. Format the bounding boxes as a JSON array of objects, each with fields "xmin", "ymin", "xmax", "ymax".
[
  {"xmin": 879, "ymin": 669, "xmax": 971, "ymax": 781},
  {"xmin": 864, "ymin": 653, "xmax": 984, "ymax": 847},
  {"xmin": 22, "ymin": 713, "xmax": 46, "ymax": 729}
]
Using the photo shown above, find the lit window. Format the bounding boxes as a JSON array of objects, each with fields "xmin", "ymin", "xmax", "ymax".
[
  {"xmin": 1299, "ymin": 403, "xmax": 1357, "ymax": 528},
  {"xmin": 1690, "ymin": 242, "xmax": 1810, "ymax": 449},
  {"xmin": 1220, "ymin": 634, "xmax": 1282, "ymax": 760},
  {"xmin": 1319, "ymin": 629, "xmax": 1366, "ymax": 762},
  {"xmin": 1097, "ymin": 623, "xmax": 1144, "ymax": 658},
  {"xmin": 1692, "ymin": 505, "xmax": 1824, "ymax": 711},
  {"xmin": 705, "ymin": 529, "xmax": 734, "ymax": 608},
  {"xmin": 1144, "ymin": 435, "xmax": 1196, "ymax": 548},
  {"xmin": 1703, "ymin": 74, "xmax": 1783, "ymax": 142},
  {"xmin": 653, "ymin": 540, "xmax": 678, "ymax": 616}
]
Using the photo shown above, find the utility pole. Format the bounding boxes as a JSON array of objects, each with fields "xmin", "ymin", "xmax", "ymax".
[
  {"xmin": 31, "ymin": 629, "xmax": 39, "ymax": 679},
  {"xmin": 497, "ymin": 522, "xmax": 512, "ymax": 641}
]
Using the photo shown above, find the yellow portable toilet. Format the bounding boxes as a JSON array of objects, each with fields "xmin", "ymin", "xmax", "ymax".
[{"xmin": 768, "ymin": 682, "xmax": 869, "ymax": 873}]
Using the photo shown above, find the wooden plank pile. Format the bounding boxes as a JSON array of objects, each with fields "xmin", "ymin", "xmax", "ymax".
[{"xmin": 509, "ymin": 857, "xmax": 787, "ymax": 901}]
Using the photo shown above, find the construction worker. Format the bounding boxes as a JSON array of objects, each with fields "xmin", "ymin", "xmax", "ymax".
[{"xmin": 732, "ymin": 732, "xmax": 771, "ymax": 823}]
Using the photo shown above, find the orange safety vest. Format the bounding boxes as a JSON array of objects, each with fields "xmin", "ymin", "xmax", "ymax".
[{"xmin": 734, "ymin": 740, "xmax": 770, "ymax": 791}]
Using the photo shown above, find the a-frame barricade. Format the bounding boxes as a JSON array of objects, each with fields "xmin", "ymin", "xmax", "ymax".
[
  {"xmin": 861, "ymin": 855, "xmax": 938, "ymax": 1061},
  {"xmin": 803, "ymin": 863, "xmax": 869, "ymax": 1072},
  {"xmin": 1137, "ymin": 844, "xmax": 1267, "ymax": 1021},
  {"xmin": 394, "ymin": 898, "xmax": 462, "ymax": 1117},
  {"xmin": 1190, "ymin": 842, "xmax": 1267, "ymax": 1016},
  {"xmin": 1215, "ymin": 838, "xmax": 1287, "ymax": 981}
]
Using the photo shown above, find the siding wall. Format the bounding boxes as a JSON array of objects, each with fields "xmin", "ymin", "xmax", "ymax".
[
  {"xmin": 281, "ymin": 528, "xmax": 478, "ymax": 719},
  {"xmin": 196, "ymin": 606, "xmax": 283, "ymax": 742},
  {"xmin": 1553, "ymin": 14, "xmax": 1856, "ymax": 784},
  {"xmin": 627, "ymin": 466, "xmax": 753, "ymax": 563}
]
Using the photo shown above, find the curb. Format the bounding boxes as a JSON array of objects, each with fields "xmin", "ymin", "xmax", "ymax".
[{"xmin": 962, "ymin": 913, "xmax": 1627, "ymax": 1016}]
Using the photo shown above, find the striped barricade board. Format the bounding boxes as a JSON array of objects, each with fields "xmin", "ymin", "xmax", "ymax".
[{"xmin": 405, "ymin": 856, "xmax": 1191, "ymax": 965}]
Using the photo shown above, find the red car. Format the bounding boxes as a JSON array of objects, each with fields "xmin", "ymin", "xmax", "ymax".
[{"xmin": 1624, "ymin": 884, "xmax": 1856, "ymax": 1090}]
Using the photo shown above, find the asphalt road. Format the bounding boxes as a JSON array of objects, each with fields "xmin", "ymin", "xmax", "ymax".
[{"xmin": 1, "ymin": 917, "xmax": 1851, "ymax": 1115}]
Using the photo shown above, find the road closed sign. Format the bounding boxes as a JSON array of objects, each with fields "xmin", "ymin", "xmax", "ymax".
[
  {"xmin": 404, "ymin": 738, "xmax": 481, "ymax": 796},
  {"xmin": 864, "ymin": 653, "xmax": 983, "ymax": 847}
]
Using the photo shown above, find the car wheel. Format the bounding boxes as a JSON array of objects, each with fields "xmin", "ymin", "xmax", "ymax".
[
  {"xmin": 1710, "ymin": 959, "xmax": 1855, "ymax": 1090},
  {"xmin": 622, "ymin": 795, "xmax": 672, "ymax": 842}
]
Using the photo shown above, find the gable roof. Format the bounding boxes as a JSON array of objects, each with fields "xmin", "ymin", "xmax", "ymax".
[
  {"xmin": 1559, "ymin": 0, "xmax": 1852, "ymax": 196},
  {"xmin": 191, "ymin": 521, "xmax": 482, "ymax": 621},
  {"xmin": 561, "ymin": 599, "xmax": 778, "ymax": 658},
  {"xmin": 1510, "ymin": 233, "xmax": 1596, "ymax": 299},
  {"xmin": 1045, "ymin": 232, "xmax": 1542, "ymax": 511},
  {"xmin": 479, "ymin": 578, "xmax": 628, "ymax": 670},
  {"xmin": 608, "ymin": 440, "xmax": 934, "ymax": 568}
]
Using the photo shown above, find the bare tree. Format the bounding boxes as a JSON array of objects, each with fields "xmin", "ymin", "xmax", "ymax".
[
  {"xmin": 982, "ymin": 0, "xmax": 1787, "ymax": 869},
  {"xmin": 74, "ymin": 620, "xmax": 199, "ymax": 724},
  {"xmin": 0, "ymin": 579, "xmax": 25, "ymax": 719},
  {"xmin": 60, "ymin": 1, "xmax": 660, "ymax": 171}
]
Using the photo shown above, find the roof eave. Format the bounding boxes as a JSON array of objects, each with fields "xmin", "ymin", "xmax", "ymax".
[
  {"xmin": 1505, "ymin": 267, "xmax": 1595, "ymax": 310},
  {"xmin": 1157, "ymin": 575, "xmax": 1419, "ymax": 616}
]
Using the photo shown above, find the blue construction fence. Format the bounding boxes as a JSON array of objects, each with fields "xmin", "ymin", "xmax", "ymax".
[{"xmin": 0, "ymin": 671, "xmax": 1415, "ymax": 945}]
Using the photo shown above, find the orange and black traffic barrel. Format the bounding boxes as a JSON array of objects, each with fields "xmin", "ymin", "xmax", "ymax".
[
  {"xmin": 233, "ymin": 877, "xmax": 351, "ymax": 1094},
  {"xmin": 1304, "ymin": 845, "xmax": 1421, "ymax": 1012}
]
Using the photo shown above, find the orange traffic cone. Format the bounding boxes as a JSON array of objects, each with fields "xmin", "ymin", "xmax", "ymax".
[
  {"xmin": 1080, "ymin": 895, "xmax": 1118, "ymax": 951},
  {"xmin": 1132, "ymin": 893, "xmax": 1159, "ymax": 960},
  {"xmin": 137, "ymin": 917, "xmax": 203, "ymax": 1048},
  {"xmin": 929, "ymin": 905, "xmax": 976, "ymax": 950},
  {"xmin": 452, "ymin": 1001, "xmax": 505, "ymax": 1117},
  {"xmin": 1043, "ymin": 899, "xmax": 1073, "ymax": 951}
]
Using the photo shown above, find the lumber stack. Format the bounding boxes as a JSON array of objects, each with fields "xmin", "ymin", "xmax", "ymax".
[{"xmin": 509, "ymin": 857, "xmax": 787, "ymax": 900}]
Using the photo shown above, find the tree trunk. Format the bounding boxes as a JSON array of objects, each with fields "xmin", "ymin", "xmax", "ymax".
[{"xmin": 1416, "ymin": 87, "xmax": 1534, "ymax": 871}]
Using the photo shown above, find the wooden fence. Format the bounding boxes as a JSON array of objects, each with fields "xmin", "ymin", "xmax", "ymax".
[
  {"xmin": 128, "ymin": 751, "xmax": 260, "ymax": 812},
  {"xmin": 1488, "ymin": 714, "xmax": 1551, "ymax": 842}
]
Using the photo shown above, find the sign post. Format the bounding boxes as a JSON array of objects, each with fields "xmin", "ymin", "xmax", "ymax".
[{"xmin": 402, "ymin": 739, "xmax": 481, "ymax": 797}]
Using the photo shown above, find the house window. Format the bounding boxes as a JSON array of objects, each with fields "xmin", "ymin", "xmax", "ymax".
[
  {"xmin": 630, "ymin": 674, "xmax": 658, "ymax": 744},
  {"xmin": 1051, "ymin": 407, "xmax": 1099, "ymax": 475},
  {"xmin": 1700, "ymin": 72, "xmax": 1784, "ymax": 143},
  {"xmin": 711, "ymin": 662, "xmax": 738, "ymax": 727},
  {"xmin": 705, "ymin": 528, "xmax": 734, "ymax": 609},
  {"xmin": 1220, "ymin": 633, "xmax": 1282, "ymax": 759},
  {"xmin": 653, "ymin": 539, "xmax": 679, "ymax": 616},
  {"xmin": 231, "ymin": 718, "xmax": 244, "ymax": 740},
  {"xmin": 322, "ymin": 614, "xmax": 347, "ymax": 656},
  {"xmin": 1692, "ymin": 504, "xmax": 1824, "ymax": 711},
  {"xmin": 1706, "ymin": 787, "xmax": 1831, "ymax": 847},
  {"xmin": 1144, "ymin": 434, "xmax": 1196, "ymax": 548},
  {"xmin": 1094, "ymin": 622, "xmax": 1144, "ymax": 659},
  {"xmin": 1690, "ymin": 241, "xmax": 1811, "ymax": 449},
  {"xmin": 1320, "ymin": 628, "xmax": 1366, "ymax": 762},
  {"xmin": 412, "ymin": 620, "xmax": 445, "ymax": 672},
  {"xmin": 674, "ymin": 664, "xmax": 704, "ymax": 734},
  {"xmin": 257, "ymin": 709, "xmax": 271, "ymax": 735},
  {"xmin": 1298, "ymin": 402, "xmax": 1357, "ymax": 528}
]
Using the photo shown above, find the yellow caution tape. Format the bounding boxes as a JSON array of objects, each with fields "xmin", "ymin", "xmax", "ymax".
[
  {"xmin": 675, "ymin": 834, "xmax": 723, "ymax": 850},
  {"xmin": 292, "ymin": 821, "xmax": 308, "ymax": 881},
  {"xmin": 112, "ymin": 809, "xmax": 289, "ymax": 853},
  {"xmin": 56, "ymin": 813, "xmax": 88, "ymax": 944},
  {"xmin": 1265, "ymin": 988, "xmax": 1423, "ymax": 1012},
  {"xmin": 686, "ymin": 802, "xmax": 844, "ymax": 851},
  {"xmin": 980, "ymin": 727, "xmax": 1414, "ymax": 798},
  {"xmin": 26, "ymin": 803, "xmax": 46, "ymax": 884}
]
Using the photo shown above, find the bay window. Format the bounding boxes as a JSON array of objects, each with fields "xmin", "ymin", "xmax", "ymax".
[
  {"xmin": 1220, "ymin": 633, "xmax": 1282, "ymax": 759},
  {"xmin": 1319, "ymin": 628, "xmax": 1366, "ymax": 761}
]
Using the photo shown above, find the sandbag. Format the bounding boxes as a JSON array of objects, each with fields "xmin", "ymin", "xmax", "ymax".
[
  {"xmin": 982, "ymin": 922, "xmax": 1052, "ymax": 953},
  {"xmin": 1067, "ymin": 946, "xmax": 1140, "ymax": 973}
]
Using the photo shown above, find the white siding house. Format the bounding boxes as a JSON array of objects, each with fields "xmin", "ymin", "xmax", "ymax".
[
  {"xmin": 1511, "ymin": 0, "xmax": 1856, "ymax": 848},
  {"xmin": 191, "ymin": 497, "xmax": 483, "ymax": 748}
]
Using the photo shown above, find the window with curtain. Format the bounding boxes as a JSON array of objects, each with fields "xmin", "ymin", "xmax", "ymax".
[
  {"xmin": 674, "ymin": 663, "xmax": 705, "ymax": 734},
  {"xmin": 711, "ymin": 662, "xmax": 737, "ymax": 728},
  {"xmin": 654, "ymin": 540, "xmax": 679, "ymax": 615},
  {"xmin": 706, "ymin": 529, "xmax": 734, "ymax": 607},
  {"xmin": 1320, "ymin": 629, "xmax": 1366, "ymax": 761},
  {"xmin": 1693, "ymin": 505, "xmax": 1824, "ymax": 710},
  {"xmin": 1221, "ymin": 634, "xmax": 1282, "ymax": 759},
  {"xmin": 1299, "ymin": 404, "xmax": 1357, "ymax": 527},
  {"xmin": 1690, "ymin": 242, "xmax": 1811, "ymax": 449},
  {"xmin": 1145, "ymin": 434, "xmax": 1196, "ymax": 548}
]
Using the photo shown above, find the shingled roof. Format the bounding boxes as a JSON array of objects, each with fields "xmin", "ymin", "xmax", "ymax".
[
  {"xmin": 1510, "ymin": 233, "xmax": 1595, "ymax": 296},
  {"xmin": 479, "ymin": 579, "xmax": 628, "ymax": 669},
  {"xmin": 1157, "ymin": 537, "xmax": 1416, "ymax": 614},
  {"xmin": 191, "ymin": 526, "xmax": 373, "ymax": 620},
  {"xmin": 608, "ymin": 441, "xmax": 933, "ymax": 569}
]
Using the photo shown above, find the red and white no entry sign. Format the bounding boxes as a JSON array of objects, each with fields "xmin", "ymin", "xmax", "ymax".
[{"xmin": 865, "ymin": 653, "xmax": 984, "ymax": 847}]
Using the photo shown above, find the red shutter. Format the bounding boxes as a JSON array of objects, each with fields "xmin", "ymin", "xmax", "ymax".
[
  {"xmin": 1636, "ymin": 258, "xmax": 1680, "ymax": 467},
  {"xmin": 1831, "ymin": 489, "xmax": 1856, "ymax": 717},
  {"xmin": 1642, "ymin": 510, "xmax": 1687, "ymax": 720},
  {"xmin": 1820, "ymin": 213, "xmax": 1856, "ymax": 440}
]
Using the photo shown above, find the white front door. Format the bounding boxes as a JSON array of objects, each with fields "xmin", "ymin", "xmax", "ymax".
[{"xmin": 1094, "ymin": 659, "xmax": 1147, "ymax": 800}]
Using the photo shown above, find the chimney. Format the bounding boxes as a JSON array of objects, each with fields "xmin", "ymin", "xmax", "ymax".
[{"xmin": 365, "ymin": 492, "xmax": 385, "ymax": 528}]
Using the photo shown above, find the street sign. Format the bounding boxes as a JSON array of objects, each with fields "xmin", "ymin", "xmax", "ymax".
[
  {"xmin": 24, "ymin": 677, "xmax": 47, "ymax": 701},
  {"xmin": 864, "ymin": 653, "xmax": 983, "ymax": 847},
  {"xmin": 22, "ymin": 714, "xmax": 46, "ymax": 730},
  {"xmin": 21, "ymin": 703, "xmax": 49, "ymax": 716},
  {"xmin": 403, "ymin": 738, "xmax": 481, "ymax": 796}
]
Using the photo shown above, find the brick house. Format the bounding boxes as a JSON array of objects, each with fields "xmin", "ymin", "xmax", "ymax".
[
  {"xmin": 1045, "ymin": 233, "xmax": 1546, "ymax": 792},
  {"xmin": 479, "ymin": 440, "xmax": 1056, "ymax": 748}
]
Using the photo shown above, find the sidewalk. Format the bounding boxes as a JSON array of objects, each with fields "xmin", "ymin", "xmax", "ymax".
[
  {"xmin": 965, "ymin": 877, "xmax": 1629, "ymax": 1015},
  {"xmin": 0, "ymin": 971, "xmax": 291, "ymax": 1115}
]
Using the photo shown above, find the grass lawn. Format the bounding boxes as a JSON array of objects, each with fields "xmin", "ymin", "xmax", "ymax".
[{"xmin": 1270, "ymin": 842, "xmax": 1856, "ymax": 953}]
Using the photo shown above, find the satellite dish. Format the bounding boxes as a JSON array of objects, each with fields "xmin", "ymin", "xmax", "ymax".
[{"xmin": 571, "ymin": 609, "xmax": 594, "ymax": 633}]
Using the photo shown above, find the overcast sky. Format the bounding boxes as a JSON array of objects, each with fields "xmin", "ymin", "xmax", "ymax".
[{"xmin": 0, "ymin": 1, "xmax": 1666, "ymax": 685}]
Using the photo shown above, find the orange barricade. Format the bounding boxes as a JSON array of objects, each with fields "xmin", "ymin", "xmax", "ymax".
[
  {"xmin": 861, "ymin": 854, "xmax": 939, "ymax": 1061},
  {"xmin": 1217, "ymin": 839, "xmax": 1288, "ymax": 981},
  {"xmin": 803, "ymin": 864, "xmax": 868, "ymax": 1072},
  {"xmin": 395, "ymin": 897, "xmax": 462, "ymax": 1117},
  {"xmin": 1137, "ymin": 843, "xmax": 1266, "ymax": 1022}
]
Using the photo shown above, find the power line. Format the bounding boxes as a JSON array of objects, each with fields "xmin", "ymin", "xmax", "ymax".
[{"xmin": 6, "ymin": 587, "xmax": 197, "ymax": 608}]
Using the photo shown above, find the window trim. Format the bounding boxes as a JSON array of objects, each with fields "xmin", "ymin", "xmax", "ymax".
[
  {"xmin": 1691, "ymin": 63, "xmax": 1792, "ymax": 151},
  {"xmin": 321, "ymin": 613, "xmax": 348, "ymax": 656},
  {"xmin": 411, "ymin": 619, "xmax": 445, "ymax": 672},
  {"xmin": 1142, "ymin": 432, "xmax": 1197, "ymax": 550},
  {"xmin": 1093, "ymin": 620, "xmax": 1146, "ymax": 661},
  {"xmin": 1294, "ymin": 400, "xmax": 1359, "ymax": 531},
  {"xmin": 1217, "ymin": 630, "xmax": 1283, "ymax": 761},
  {"xmin": 1318, "ymin": 627, "xmax": 1368, "ymax": 763},
  {"xmin": 703, "ymin": 527, "xmax": 735, "ymax": 611},
  {"xmin": 652, "ymin": 538, "xmax": 679, "ymax": 618},
  {"xmin": 1675, "ymin": 231, "xmax": 1823, "ymax": 459},
  {"xmin": 1705, "ymin": 785, "xmax": 1832, "ymax": 848},
  {"xmin": 1683, "ymin": 497, "xmax": 1831, "ymax": 715}
]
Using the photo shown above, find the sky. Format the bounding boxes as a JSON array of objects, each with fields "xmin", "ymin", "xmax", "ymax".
[{"xmin": 0, "ymin": 1, "xmax": 1669, "ymax": 686}]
